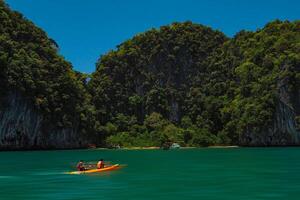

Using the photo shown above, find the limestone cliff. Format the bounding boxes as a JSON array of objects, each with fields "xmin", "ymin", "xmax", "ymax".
[
  {"xmin": 1, "ymin": 0, "xmax": 299, "ymax": 148},
  {"xmin": 0, "ymin": 1, "xmax": 90, "ymax": 150},
  {"xmin": 0, "ymin": 91, "xmax": 86, "ymax": 150},
  {"xmin": 239, "ymin": 75, "xmax": 300, "ymax": 146},
  {"xmin": 240, "ymin": 100, "xmax": 300, "ymax": 146}
]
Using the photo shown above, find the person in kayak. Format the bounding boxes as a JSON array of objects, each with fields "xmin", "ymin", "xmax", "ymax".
[
  {"xmin": 77, "ymin": 160, "xmax": 85, "ymax": 171},
  {"xmin": 97, "ymin": 159, "xmax": 105, "ymax": 169}
]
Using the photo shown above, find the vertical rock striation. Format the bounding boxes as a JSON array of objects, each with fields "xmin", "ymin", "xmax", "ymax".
[{"xmin": 0, "ymin": 91, "xmax": 85, "ymax": 150}]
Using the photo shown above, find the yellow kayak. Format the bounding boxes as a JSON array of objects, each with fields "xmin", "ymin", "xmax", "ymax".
[{"xmin": 68, "ymin": 164, "xmax": 120, "ymax": 174}]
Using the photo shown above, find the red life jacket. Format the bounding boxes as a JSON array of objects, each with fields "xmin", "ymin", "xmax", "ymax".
[{"xmin": 77, "ymin": 162, "xmax": 83, "ymax": 170}]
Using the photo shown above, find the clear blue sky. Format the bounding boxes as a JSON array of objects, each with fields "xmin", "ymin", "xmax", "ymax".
[{"xmin": 5, "ymin": 0, "xmax": 300, "ymax": 74}]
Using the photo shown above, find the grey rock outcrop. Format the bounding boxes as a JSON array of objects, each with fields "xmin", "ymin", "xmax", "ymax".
[
  {"xmin": 239, "ymin": 81, "xmax": 300, "ymax": 146},
  {"xmin": 0, "ymin": 91, "xmax": 86, "ymax": 150}
]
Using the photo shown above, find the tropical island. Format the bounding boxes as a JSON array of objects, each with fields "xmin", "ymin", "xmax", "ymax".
[{"xmin": 0, "ymin": 1, "xmax": 299, "ymax": 150}]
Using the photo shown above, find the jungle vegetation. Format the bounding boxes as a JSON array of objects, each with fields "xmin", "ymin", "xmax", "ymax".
[{"xmin": 1, "ymin": 1, "xmax": 299, "ymax": 147}]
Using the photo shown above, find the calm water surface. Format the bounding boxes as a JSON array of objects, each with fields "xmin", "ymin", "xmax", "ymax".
[{"xmin": 0, "ymin": 148, "xmax": 300, "ymax": 200}]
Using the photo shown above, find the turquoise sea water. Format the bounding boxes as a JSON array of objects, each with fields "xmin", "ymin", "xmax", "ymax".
[{"xmin": 0, "ymin": 148, "xmax": 300, "ymax": 200}]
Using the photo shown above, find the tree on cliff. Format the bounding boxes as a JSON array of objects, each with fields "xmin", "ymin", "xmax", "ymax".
[
  {"xmin": 1, "ymin": 0, "xmax": 300, "ymax": 148},
  {"xmin": 91, "ymin": 20, "xmax": 300, "ymax": 147},
  {"xmin": 218, "ymin": 20, "xmax": 300, "ymax": 144},
  {"xmin": 0, "ymin": 1, "xmax": 92, "ymax": 140}
]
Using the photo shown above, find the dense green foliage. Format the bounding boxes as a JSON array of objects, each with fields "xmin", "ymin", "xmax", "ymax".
[
  {"xmin": 1, "ymin": 1, "xmax": 299, "ymax": 148},
  {"xmin": 91, "ymin": 20, "xmax": 300, "ymax": 147},
  {"xmin": 0, "ymin": 1, "xmax": 92, "ymax": 134},
  {"xmin": 220, "ymin": 20, "xmax": 300, "ymax": 143},
  {"xmin": 89, "ymin": 22, "xmax": 228, "ymax": 147}
]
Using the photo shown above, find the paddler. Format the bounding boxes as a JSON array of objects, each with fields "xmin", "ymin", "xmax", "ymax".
[
  {"xmin": 76, "ymin": 160, "xmax": 85, "ymax": 171},
  {"xmin": 97, "ymin": 159, "xmax": 105, "ymax": 169}
]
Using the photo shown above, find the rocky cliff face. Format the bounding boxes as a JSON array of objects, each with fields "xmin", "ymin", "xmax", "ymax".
[
  {"xmin": 1, "ymin": 3, "xmax": 299, "ymax": 149},
  {"xmin": 90, "ymin": 22, "xmax": 228, "ymax": 125},
  {"xmin": 0, "ymin": 91, "xmax": 85, "ymax": 150},
  {"xmin": 239, "ymin": 80, "xmax": 300, "ymax": 146},
  {"xmin": 240, "ymin": 100, "xmax": 300, "ymax": 146},
  {"xmin": 0, "ymin": 1, "xmax": 90, "ymax": 150}
]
